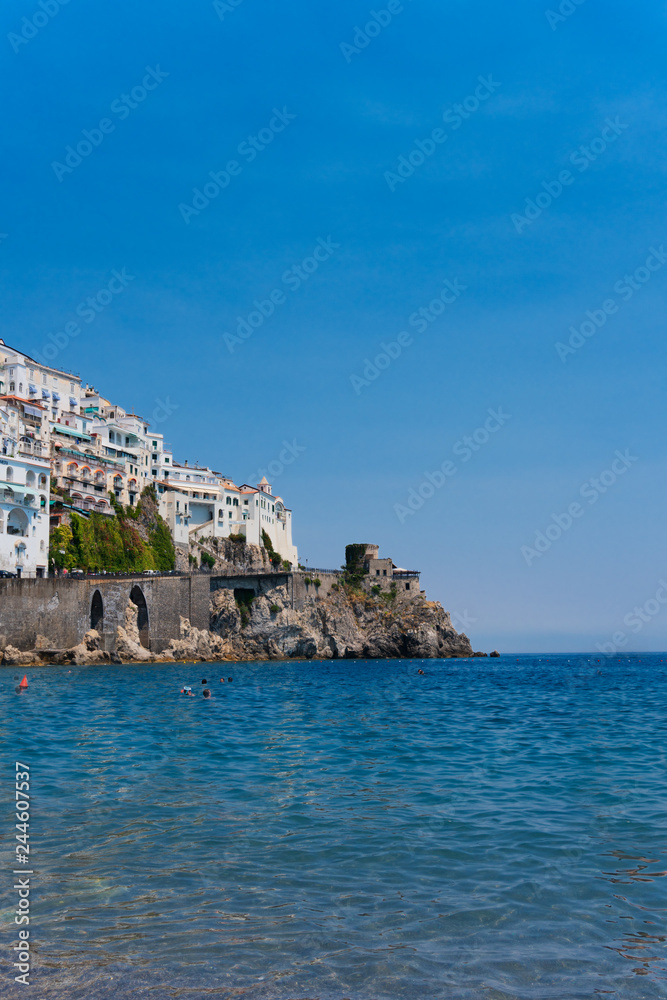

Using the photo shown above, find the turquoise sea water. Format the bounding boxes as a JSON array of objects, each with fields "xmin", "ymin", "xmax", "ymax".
[{"xmin": 1, "ymin": 654, "xmax": 667, "ymax": 999}]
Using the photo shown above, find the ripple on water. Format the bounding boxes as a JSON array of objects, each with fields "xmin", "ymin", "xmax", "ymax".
[{"xmin": 1, "ymin": 655, "xmax": 667, "ymax": 999}]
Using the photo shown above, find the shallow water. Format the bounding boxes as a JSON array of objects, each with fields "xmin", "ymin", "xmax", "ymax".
[{"xmin": 1, "ymin": 654, "xmax": 666, "ymax": 999}]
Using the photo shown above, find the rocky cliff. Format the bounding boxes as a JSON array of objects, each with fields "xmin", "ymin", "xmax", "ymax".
[
  {"xmin": 207, "ymin": 584, "xmax": 473, "ymax": 660},
  {"xmin": 0, "ymin": 581, "xmax": 474, "ymax": 665}
]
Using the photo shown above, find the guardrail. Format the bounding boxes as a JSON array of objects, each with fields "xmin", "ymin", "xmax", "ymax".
[{"xmin": 298, "ymin": 568, "xmax": 341, "ymax": 575}]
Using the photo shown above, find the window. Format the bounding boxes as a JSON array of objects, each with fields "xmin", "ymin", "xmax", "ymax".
[
  {"xmin": 165, "ymin": 457, "xmax": 170, "ymax": 464},
  {"xmin": 176, "ymin": 501, "xmax": 180, "ymax": 511},
  {"xmin": 9, "ymin": 368, "xmax": 14, "ymax": 376},
  {"xmin": 152, "ymin": 441, "xmax": 157, "ymax": 448},
  {"xmin": 29, "ymin": 369, "xmax": 34, "ymax": 378},
  {"xmin": 383, "ymin": 570, "xmax": 387, "ymax": 576},
  {"xmin": 228, "ymin": 511, "xmax": 232, "ymax": 519},
  {"xmin": 152, "ymin": 454, "xmax": 158, "ymax": 462},
  {"xmin": 243, "ymin": 499, "xmax": 248, "ymax": 505},
  {"xmin": 226, "ymin": 497, "xmax": 232, "ymax": 505},
  {"xmin": 376, "ymin": 569, "xmax": 380, "ymax": 576},
  {"xmin": 6, "ymin": 467, "xmax": 13, "ymax": 482},
  {"xmin": 9, "ymin": 382, "xmax": 14, "ymax": 392},
  {"xmin": 42, "ymin": 374, "xmax": 46, "ymax": 384},
  {"xmin": 233, "ymin": 498, "xmax": 238, "ymax": 507},
  {"xmin": 405, "ymin": 583, "xmax": 410, "ymax": 591}
]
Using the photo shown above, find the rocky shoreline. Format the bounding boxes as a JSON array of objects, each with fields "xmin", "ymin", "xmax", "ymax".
[{"xmin": 2, "ymin": 581, "xmax": 481, "ymax": 666}]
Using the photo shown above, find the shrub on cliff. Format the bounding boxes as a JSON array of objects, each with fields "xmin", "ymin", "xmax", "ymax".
[
  {"xmin": 342, "ymin": 543, "xmax": 369, "ymax": 592},
  {"xmin": 49, "ymin": 485, "xmax": 175, "ymax": 573}
]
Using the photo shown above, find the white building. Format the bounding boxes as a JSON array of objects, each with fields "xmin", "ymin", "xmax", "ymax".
[
  {"xmin": 0, "ymin": 401, "xmax": 50, "ymax": 577},
  {"xmin": 0, "ymin": 340, "xmax": 82, "ymax": 422},
  {"xmin": 157, "ymin": 473, "xmax": 297, "ymax": 567}
]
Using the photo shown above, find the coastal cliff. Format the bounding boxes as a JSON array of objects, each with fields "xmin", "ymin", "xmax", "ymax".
[
  {"xmin": 1, "ymin": 580, "xmax": 474, "ymax": 665},
  {"xmin": 205, "ymin": 584, "xmax": 473, "ymax": 660}
]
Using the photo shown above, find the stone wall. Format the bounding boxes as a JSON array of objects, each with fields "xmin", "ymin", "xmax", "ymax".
[{"xmin": 0, "ymin": 574, "xmax": 211, "ymax": 654}]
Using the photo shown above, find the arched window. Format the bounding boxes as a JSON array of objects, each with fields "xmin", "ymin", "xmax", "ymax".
[
  {"xmin": 26, "ymin": 471, "xmax": 36, "ymax": 487},
  {"xmin": 39, "ymin": 474, "xmax": 47, "ymax": 488},
  {"xmin": 7, "ymin": 507, "xmax": 28, "ymax": 537},
  {"xmin": 6, "ymin": 466, "xmax": 13, "ymax": 483}
]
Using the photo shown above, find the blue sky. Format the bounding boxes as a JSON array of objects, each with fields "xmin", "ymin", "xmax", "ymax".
[{"xmin": 2, "ymin": 0, "xmax": 666, "ymax": 652}]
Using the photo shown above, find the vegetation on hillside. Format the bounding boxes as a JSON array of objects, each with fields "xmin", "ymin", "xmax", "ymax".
[
  {"xmin": 49, "ymin": 485, "xmax": 175, "ymax": 573},
  {"xmin": 341, "ymin": 543, "xmax": 369, "ymax": 592}
]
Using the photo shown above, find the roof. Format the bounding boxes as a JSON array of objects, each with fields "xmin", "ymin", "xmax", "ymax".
[
  {"xmin": 258, "ymin": 476, "xmax": 270, "ymax": 485},
  {"xmin": 0, "ymin": 341, "xmax": 81, "ymax": 381},
  {"xmin": 0, "ymin": 395, "xmax": 46, "ymax": 409}
]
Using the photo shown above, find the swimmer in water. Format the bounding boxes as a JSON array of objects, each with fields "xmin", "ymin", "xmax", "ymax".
[
  {"xmin": 180, "ymin": 686, "xmax": 194, "ymax": 696},
  {"xmin": 203, "ymin": 689, "xmax": 211, "ymax": 699}
]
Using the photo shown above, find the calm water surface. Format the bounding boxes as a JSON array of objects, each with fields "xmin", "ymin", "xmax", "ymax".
[{"xmin": 1, "ymin": 655, "xmax": 667, "ymax": 999}]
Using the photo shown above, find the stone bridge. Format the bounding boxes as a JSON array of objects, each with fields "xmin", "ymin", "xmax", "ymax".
[{"xmin": 0, "ymin": 571, "xmax": 326, "ymax": 654}]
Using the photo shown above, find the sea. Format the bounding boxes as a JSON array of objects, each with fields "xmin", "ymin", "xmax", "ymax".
[{"xmin": 1, "ymin": 654, "xmax": 666, "ymax": 999}]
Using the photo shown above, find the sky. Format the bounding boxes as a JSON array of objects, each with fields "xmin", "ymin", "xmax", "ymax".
[{"xmin": 2, "ymin": 0, "xmax": 666, "ymax": 653}]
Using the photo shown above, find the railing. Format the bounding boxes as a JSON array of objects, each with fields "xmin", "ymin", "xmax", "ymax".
[
  {"xmin": 299, "ymin": 567, "xmax": 341, "ymax": 575},
  {"xmin": 393, "ymin": 571, "xmax": 420, "ymax": 579}
]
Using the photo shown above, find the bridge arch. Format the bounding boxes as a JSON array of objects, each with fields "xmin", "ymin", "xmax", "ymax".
[
  {"xmin": 91, "ymin": 589, "xmax": 104, "ymax": 632},
  {"xmin": 130, "ymin": 585, "xmax": 150, "ymax": 649}
]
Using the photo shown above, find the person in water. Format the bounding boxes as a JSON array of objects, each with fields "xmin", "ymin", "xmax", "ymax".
[
  {"xmin": 180, "ymin": 686, "xmax": 194, "ymax": 696},
  {"xmin": 203, "ymin": 689, "xmax": 211, "ymax": 699}
]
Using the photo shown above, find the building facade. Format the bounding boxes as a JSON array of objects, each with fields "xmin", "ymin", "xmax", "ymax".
[{"xmin": 0, "ymin": 341, "xmax": 299, "ymax": 571}]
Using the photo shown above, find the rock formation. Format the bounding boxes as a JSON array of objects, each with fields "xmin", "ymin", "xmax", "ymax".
[
  {"xmin": 0, "ymin": 574, "xmax": 476, "ymax": 665},
  {"xmin": 206, "ymin": 585, "xmax": 473, "ymax": 661}
]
